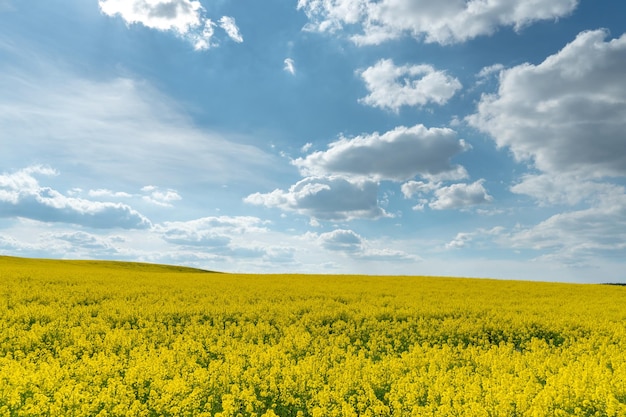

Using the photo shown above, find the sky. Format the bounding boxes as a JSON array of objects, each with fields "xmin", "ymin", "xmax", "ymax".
[{"xmin": 1, "ymin": 0, "xmax": 625, "ymax": 282}]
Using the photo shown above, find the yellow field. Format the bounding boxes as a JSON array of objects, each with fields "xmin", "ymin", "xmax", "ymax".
[{"xmin": 1, "ymin": 256, "xmax": 625, "ymax": 417}]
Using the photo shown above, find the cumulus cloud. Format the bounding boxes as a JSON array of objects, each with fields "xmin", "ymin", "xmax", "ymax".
[
  {"xmin": 99, "ymin": 0, "xmax": 203, "ymax": 32},
  {"xmin": 468, "ymin": 29, "xmax": 626, "ymax": 178},
  {"xmin": 313, "ymin": 229, "xmax": 419, "ymax": 261},
  {"xmin": 245, "ymin": 176, "xmax": 386, "ymax": 221},
  {"xmin": 358, "ymin": 59, "xmax": 461, "ymax": 111},
  {"xmin": 401, "ymin": 179, "xmax": 493, "ymax": 211},
  {"xmin": 297, "ymin": 0, "xmax": 578, "ymax": 45},
  {"xmin": 430, "ymin": 180, "xmax": 493, "ymax": 210},
  {"xmin": 319, "ymin": 229, "xmax": 363, "ymax": 252},
  {"xmin": 247, "ymin": 124, "xmax": 476, "ymax": 220},
  {"xmin": 400, "ymin": 180, "xmax": 440, "ymax": 199},
  {"xmin": 293, "ymin": 124, "xmax": 469, "ymax": 182},
  {"xmin": 98, "ymin": 0, "xmax": 242, "ymax": 50},
  {"xmin": 284, "ymin": 58, "xmax": 296, "ymax": 75},
  {"xmin": 141, "ymin": 185, "xmax": 182, "ymax": 207},
  {"xmin": 0, "ymin": 166, "xmax": 152, "ymax": 229}
]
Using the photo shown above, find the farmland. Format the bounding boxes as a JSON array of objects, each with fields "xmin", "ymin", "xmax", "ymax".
[{"xmin": 1, "ymin": 256, "xmax": 625, "ymax": 416}]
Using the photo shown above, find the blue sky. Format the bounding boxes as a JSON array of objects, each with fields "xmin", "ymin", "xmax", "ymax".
[{"xmin": 1, "ymin": 0, "xmax": 625, "ymax": 282}]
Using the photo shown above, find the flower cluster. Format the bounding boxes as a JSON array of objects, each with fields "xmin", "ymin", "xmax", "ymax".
[{"xmin": 1, "ymin": 259, "xmax": 625, "ymax": 416}]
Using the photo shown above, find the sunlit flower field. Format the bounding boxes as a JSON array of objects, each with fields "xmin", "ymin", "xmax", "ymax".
[{"xmin": 1, "ymin": 256, "xmax": 625, "ymax": 417}]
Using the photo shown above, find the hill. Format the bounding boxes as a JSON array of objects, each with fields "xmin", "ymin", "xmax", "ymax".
[{"xmin": 0, "ymin": 255, "xmax": 216, "ymax": 274}]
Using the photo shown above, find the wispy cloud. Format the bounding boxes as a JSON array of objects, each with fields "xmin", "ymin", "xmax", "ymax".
[
  {"xmin": 0, "ymin": 67, "xmax": 281, "ymax": 191},
  {"xmin": 218, "ymin": 16, "xmax": 243, "ymax": 43},
  {"xmin": 284, "ymin": 58, "xmax": 296, "ymax": 75}
]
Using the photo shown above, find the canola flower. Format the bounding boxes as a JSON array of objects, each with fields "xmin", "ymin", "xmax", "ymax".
[{"xmin": 1, "ymin": 256, "xmax": 626, "ymax": 416}]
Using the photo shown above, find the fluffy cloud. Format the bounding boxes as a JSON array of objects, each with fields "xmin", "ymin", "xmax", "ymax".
[
  {"xmin": 467, "ymin": 29, "xmax": 626, "ymax": 269},
  {"xmin": 99, "ymin": 0, "xmax": 203, "ymax": 33},
  {"xmin": 248, "ymin": 124, "xmax": 476, "ymax": 220},
  {"xmin": 468, "ymin": 29, "xmax": 626, "ymax": 178},
  {"xmin": 430, "ymin": 180, "xmax": 493, "ymax": 210},
  {"xmin": 401, "ymin": 179, "xmax": 493, "ymax": 211},
  {"xmin": 0, "ymin": 166, "xmax": 152, "ymax": 229},
  {"xmin": 314, "ymin": 229, "xmax": 419, "ymax": 261},
  {"xmin": 141, "ymin": 186, "xmax": 182, "ymax": 207},
  {"xmin": 319, "ymin": 229, "xmax": 363, "ymax": 252},
  {"xmin": 98, "ymin": 0, "xmax": 242, "ymax": 50},
  {"xmin": 293, "ymin": 124, "xmax": 469, "ymax": 182},
  {"xmin": 298, "ymin": 0, "xmax": 578, "ymax": 45},
  {"xmin": 400, "ymin": 180, "xmax": 439, "ymax": 199},
  {"xmin": 358, "ymin": 59, "xmax": 461, "ymax": 111},
  {"xmin": 245, "ymin": 176, "xmax": 386, "ymax": 221}
]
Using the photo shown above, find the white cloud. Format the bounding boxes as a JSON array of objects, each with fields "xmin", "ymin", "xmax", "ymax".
[
  {"xmin": 401, "ymin": 180, "xmax": 439, "ymax": 199},
  {"xmin": 510, "ymin": 174, "xmax": 624, "ymax": 207},
  {"xmin": 358, "ymin": 59, "xmax": 461, "ymax": 111},
  {"xmin": 319, "ymin": 229, "xmax": 363, "ymax": 252},
  {"xmin": 446, "ymin": 227, "xmax": 504, "ymax": 250},
  {"xmin": 0, "ymin": 70, "xmax": 280, "ymax": 190},
  {"xmin": 88, "ymin": 189, "xmax": 133, "ymax": 199},
  {"xmin": 301, "ymin": 142, "xmax": 313, "ymax": 153},
  {"xmin": 507, "ymin": 191, "xmax": 626, "ymax": 265},
  {"xmin": 141, "ymin": 186, "xmax": 182, "ymax": 207},
  {"xmin": 218, "ymin": 16, "xmax": 243, "ymax": 43},
  {"xmin": 98, "ymin": 0, "xmax": 243, "ymax": 50},
  {"xmin": 468, "ymin": 29, "xmax": 626, "ymax": 178},
  {"xmin": 313, "ymin": 229, "xmax": 419, "ymax": 261},
  {"xmin": 284, "ymin": 58, "xmax": 296, "ymax": 75},
  {"xmin": 477, "ymin": 63, "xmax": 504, "ymax": 79},
  {"xmin": 0, "ymin": 166, "xmax": 152, "ymax": 229},
  {"xmin": 446, "ymin": 232, "xmax": 473, "ymax": 249},
  {"xmin": 429, "ymin": 180, "xmax": 493, "ymax": 210},
  {"xmin": 159, "ymin": 216, "xmax": 269, "ymax": 236},
  {"xmin": 293, "ymin": 124, "xmax": 469, "ymax": 182},
  {"xmin": 98, "ymin": 0, "xmax": 203, "ymax": 33},
  {"xmin": 245, "ymin": 176, "xmax": 386, "ymax": 221},
  {"xmin": 298, "ymin": 0, "xmax": 579, "ymax": 45},
  {"xmin": 466, "ymin": 29, "xmax": 626, "ymax": 270}
]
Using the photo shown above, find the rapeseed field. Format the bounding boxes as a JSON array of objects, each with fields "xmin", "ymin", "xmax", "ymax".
[{"xmin": 1, "ymin": 255, "xmax": 625, "ymax": 416}]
